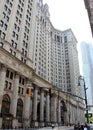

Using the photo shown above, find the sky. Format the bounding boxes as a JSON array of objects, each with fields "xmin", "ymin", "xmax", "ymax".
[{"xmin": 43, "ymin": 0, "xmax": 93, "ymax": 43}]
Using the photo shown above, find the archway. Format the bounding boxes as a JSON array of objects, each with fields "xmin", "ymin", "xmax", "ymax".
[
  {"xmin": 16, "ymin": 98, "xmax": 23, "ymax": 123},
  {"xmin": 1, "ymin": 94, "xmax": 13, "ymax": 128},
  {"xmin": 60, "ymin": 100, "xmax": 67, "ymax": 125}
]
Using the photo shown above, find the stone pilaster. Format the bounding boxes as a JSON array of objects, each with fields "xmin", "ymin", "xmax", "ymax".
[
  {"xmin": 40, "ymin": 89, "xmax": 44, "ymax": 126},
  {"xmin": 51, "ymin": 94, "xmax": 57, "ymax": 123},
  {"xmin": 0, "ymin": 65, "xmax": 6, "ymax": 128},
  {"xmin": 11, "ymin": 73, "xmax": 19, "ymax": 128},
  {"xmin": 32, "ymin": 87, "xmax": 38, "ymax": 127},
  {"xmin": 46, "ymin": 92, "xmax": 50, "ymax": 123}
]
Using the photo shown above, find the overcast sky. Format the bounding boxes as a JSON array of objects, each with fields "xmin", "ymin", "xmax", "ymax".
[{"xmin": 43, "ymin": 0, "xmax": 93, "ymax": 43}]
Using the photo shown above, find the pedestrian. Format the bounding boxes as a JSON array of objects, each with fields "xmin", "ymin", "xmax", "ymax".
[
  {"xmin": 80, "ymin": 123, "xmax": 84, "ymax": 130},
  {"xmin": 84, "ymin": 123, "xmax": 90, "ymax": 130},
  {"xmin": 74, "ymin": 124, "xmax": 79, "ymax": 130}
]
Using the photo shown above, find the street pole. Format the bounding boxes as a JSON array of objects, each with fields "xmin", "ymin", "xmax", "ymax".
[
  {"xmin": 78, "ymin": 76, "xmax": 89, "ymax": 123},
  {"xmin": 83, "ymin": 79, "xmax": 89, "ymax": 123}
]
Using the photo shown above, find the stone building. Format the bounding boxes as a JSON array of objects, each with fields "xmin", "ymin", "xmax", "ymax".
[{"xmin": 0, "ymin": 0, "xmax": 84, "ymax": 128}]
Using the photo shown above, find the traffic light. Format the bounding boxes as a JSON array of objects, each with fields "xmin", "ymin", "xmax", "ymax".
[{"xmin": 26, "ymin": 88, "xmax": 31, "ymax": 97}]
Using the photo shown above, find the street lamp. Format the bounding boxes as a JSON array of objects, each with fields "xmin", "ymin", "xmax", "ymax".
[{"xmin": 78, "ymin": 76, "xmax": 89, "ymax": 123}]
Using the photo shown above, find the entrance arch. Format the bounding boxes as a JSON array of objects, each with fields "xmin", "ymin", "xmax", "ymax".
[
  {"xmin": 60, "ymin": 100, "xmax": 67, "ymax": 125},
  {"xmin": 1, "ymin": 94, "xmax": 13, "ymax": 128},
  {"xmin": 16, "ymin": 98, "xmax": 23, "ymax": 123}
]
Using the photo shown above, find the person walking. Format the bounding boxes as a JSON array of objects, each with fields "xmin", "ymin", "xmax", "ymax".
[{"xmin": 84, "ymin": 123, "xmax": 90, "ymax": 130}]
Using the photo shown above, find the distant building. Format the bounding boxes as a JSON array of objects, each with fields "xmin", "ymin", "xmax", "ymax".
[{"xmin": 80, "ymin": 42, "xmax": 93, "ymax": 111}]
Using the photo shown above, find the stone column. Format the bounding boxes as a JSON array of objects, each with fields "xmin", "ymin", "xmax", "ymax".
[
  {"xmin": 46, "ymin": 91, "xmax": 50, "ymax": 124},
  {"xmin": 0, "ymin": 65, "xmax": 6, "ymax": 128},
  {"xmin": 23, "ymin": 84, "xmax": 31, "ymax": 128},
  {"xmin": 11, "ymin": 73, "xmax": 19, "ymax": 128},
  {"xmin": 40, "ymin": 89, "xmax": 44, "ymax": 127},
  {"xmin": 32, "ymin": 87, "xmax": 38, "ymax": 127},
  {"xmin": 51, "ymin": 93, "xmax": 57, "ymax": 123}
]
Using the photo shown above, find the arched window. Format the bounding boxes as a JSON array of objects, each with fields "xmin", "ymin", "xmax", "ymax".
[
  {"xmin": 16, "ymin": 98, "xmax": 23, "ymax": 122},
  {"xmin": 1, "ymin": 94, "xmax": 11, "ymax": 116}
]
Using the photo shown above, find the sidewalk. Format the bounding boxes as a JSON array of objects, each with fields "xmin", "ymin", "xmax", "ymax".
[{"xmin": 38, "ymin": 126, "xmax": 74, "ymax": 130}]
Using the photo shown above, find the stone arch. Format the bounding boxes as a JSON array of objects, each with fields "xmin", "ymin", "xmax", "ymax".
[
  {"xmin": 60, "ymin": 100, "xmax": 67, "ymax": 125},
  {"xmin": 1, "ymin": 94, "xmax": 11, "ymax": 116},
  {"xmin": 1, "ymin": 94, "xmax": 13, "ymax": 128},
  {"xmin": 16, "ymin": 98, "xmax": 23, "ymax": 123}
]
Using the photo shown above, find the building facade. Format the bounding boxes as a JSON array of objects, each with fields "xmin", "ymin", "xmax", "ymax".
[
  {"xmin": 0, "ymin": 0, "xmax": 84, "ymax": 128},
  {"xmin": 34, "ymin": 0, "xmax": 81, "ymax": 97}
]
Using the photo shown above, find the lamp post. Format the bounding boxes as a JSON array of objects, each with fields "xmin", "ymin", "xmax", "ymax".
[{"xmin": 78, "ymin": 76, "xmax": 89, "ymax": 123}]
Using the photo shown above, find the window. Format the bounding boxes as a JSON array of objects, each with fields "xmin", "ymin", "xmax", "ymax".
[
  {"xmin": 4, "ymin": 5, "xmax": 8, "ymax": 11},
  {"xmin": 12, "ymin": 31, "xmax": 15, "ymax": 37},
  {"xmin": 3, "ymin": 12, "xmax": 6, "ymax": 19},
  {"xmin": 10, "ymin": 72, "xmax": 13, "ymax": 79},
  {"xmin": 10, "ymin": 2, "xmax": 12, "ymax": 7},
  {"xmin": 1, "ymin": 32, "xmax": 6, "ymax": 39},
  {"xmin": 16, "ymin": 34, "xmax": 18, "ymax": 40},
  {"xmin": 16, "ymin": 99, "xmax": 23, "ymax": 122},
  {"xmin": 5, "ymin": 81, "xmax": 8, "ymax": 88},
  {"xmin": 4, "ymin": 24, "xmax": 7, "ymax": 30},
  {"xmin": 0, "ymin": 42, "xmax": 3, "ymax": 48},
  {"xmin": 9, "ymin": 82, "xmax": 12, "ymax": 89},
  {"xmin": 6, "ymin": 70, "xmax": 9, "ymax": 78},
  {"xmin": 64, "ymin": 36, "xmax": 67, "ymax": 43},
  {"xmin": 14, "ymin": 42, "xmax": 17, "ymax": 49},
  {"xmin": 0, "ymin": 20, "xmax": 3, "ymax": 27},
  {"xmin": 8, "ymin": 9, "xmax": 11, "ymax": 15},
  {"xmin": 6, "ymin": 16, "xmax": 9, "ymax": 22},
  {"xmin": 1, "ymin": 95, "xmax": 10, "ymax": 116}
]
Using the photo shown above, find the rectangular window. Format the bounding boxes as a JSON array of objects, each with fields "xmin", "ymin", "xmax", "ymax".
[
  {"xmin": 5, "ymin": 81, "xmax": 8, "ymax": 88},
  {"xmin": 6, "ymin": 70, "xmax": 9, "ymax": 78},
  {"xmin": 1, "ymin": 32, "xmax": 6, "ymax": 39},
  {"xmin": 10, "ymin": 72, "xmax": 13, "ymax": 79},
  {"xmin": 0, "ymin": 42, "xmax": 3, "ymax": 47}
]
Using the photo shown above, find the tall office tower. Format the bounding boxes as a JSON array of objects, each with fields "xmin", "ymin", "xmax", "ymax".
[
  {"xmin": 80, "ymin": 42, "xmax": 93, "ymax": 111},
  {"xmin": 33, "ymin": 1, "xmax": 81, "ymax": 95},
  {"xmin": 84, "ymin": 0, "xmax": 93, "ymax": 36},
  {"xmin": 0, "ymin": 0, "xmax": 84, "ymax": 128},
  {"xmin": 0, "ymin": 0, "xmax": 36, "ymax": 66}
]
